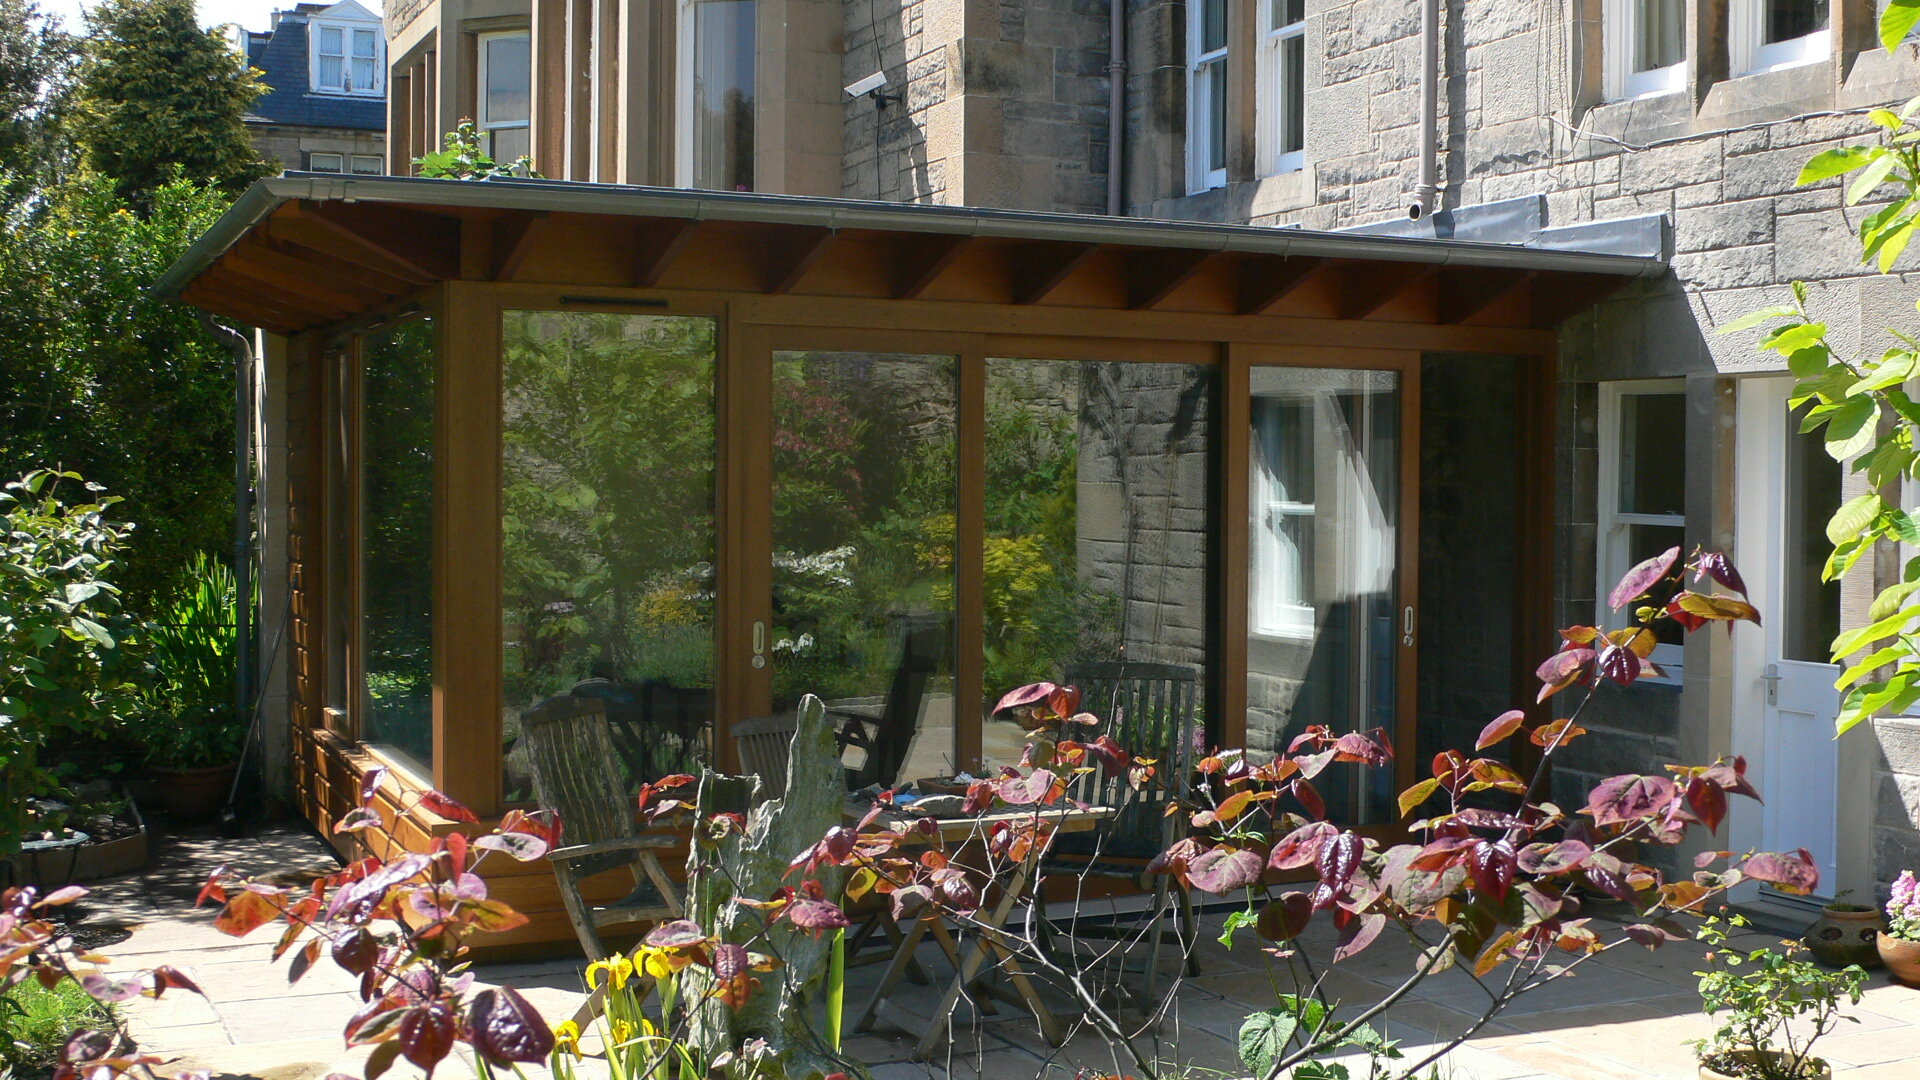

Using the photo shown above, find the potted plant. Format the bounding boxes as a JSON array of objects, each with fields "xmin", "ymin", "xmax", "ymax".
[
  {"xmin": 137, "ymin": 553, "xmax": 247, "ymax": 822},
  {"xmin": 1877, "ymin": 869, "xmax": 1920, "ymax": 985},
  {"xmin": 1694, "ymin": 914, "xmax": 1865, "ymax": 1080},
  {"xmin": 1804, "ymin": 891, "xmax": 1888, "ymax": 969}
]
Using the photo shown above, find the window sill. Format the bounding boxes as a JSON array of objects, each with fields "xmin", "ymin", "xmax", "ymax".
[{"xmin": 309, "ymin": 89, "xmax": 385, "ymax": 99}]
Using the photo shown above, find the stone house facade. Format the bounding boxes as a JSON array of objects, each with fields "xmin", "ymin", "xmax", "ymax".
[
  {"xmin": 225, "ymin": 2, "xmax": 387, "ymax": 176},
  {"xmin": 373, "ymin": 0, "xmax": 1920, "ymax": 906}
]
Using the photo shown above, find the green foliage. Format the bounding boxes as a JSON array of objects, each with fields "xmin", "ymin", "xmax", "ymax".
[
  {"xmin": 0, "ymin": 976, "xmax": 113, "ymax": 1078},
  {"xmin": 0, "ymin": 171, "xmax": 236, "ymax": 609},
  {"xmin": 1692, "ymin": 914, "xmax": 1864, "ymax": 1079},
  {"xmin": 414, "ymin": 121, "xmax": 539, "ymax": 180},
  {"xmin": 69, "ymin": 0, "xmax": 267, "ymax": 204},
  {"xmin": 0, "ymin": 0, "xmax": 74, "ymax": 210},
  {"xmin": 1237, "ymin": 995, "xmax": 1398, "ymax": 1080},
  {"xmin": 0, "ymin": 470, "xmax": 143, "ymax": 855},
  {"xmin": 138, "ymin": 552, "xmax": 246, "ymax": 768}
]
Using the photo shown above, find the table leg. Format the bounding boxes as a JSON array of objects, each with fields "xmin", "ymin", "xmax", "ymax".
[
  {"xmin": 854, "ymin": 913, "xmax": 932, "ymax": 1034},
  {"xmin": 911, "ymin": 860, "xmax": 1063, "ymax": 1060}
]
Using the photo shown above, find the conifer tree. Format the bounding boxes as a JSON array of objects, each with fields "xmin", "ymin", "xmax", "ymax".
[{"xmin": 70, "ymin": 0, "xmax": 268, "ymax": 203}]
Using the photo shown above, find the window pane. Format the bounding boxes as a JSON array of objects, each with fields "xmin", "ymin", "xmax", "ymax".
[
  {"xmin": 351, "ymin": 57, "xmax": 375, "ymax": 91},
  {"xmin": 1635, "ymin": 0, "xmax": 1683, "ymax": 70},
  {"xmin": 318, "ymin": 54, "xmax": 344, "ymax": 91},
  {"xmin": 1784, "ymin": 407, "xmax": 1842, "ymax": 662},
  {"xmin": 1625, "ymin": 523, "xmax": 1687, "ymax": 646},
  {"xmin": 1248, "ymin": 367, "xmax": 1399, "ymax": 825},
  {"xmin": 489, "ymin": 125, "xmax": 530, "ymax": 163},
  {"xmin": 767, "ymin": 352, "xmax": 956, "ymax": 791},
  {"xmin": 1618, "ymin": 392, "xmax": 1685, "ymax": 516},
  {"xmin": 981, "ymin": 359, "xmax": 1215, "ymax": 771},
  {"xmin": 319, "ymin": 25, "xmax": 343, "ymax": 54},
  {"xmin": 1281, "ymin": 34, "xmax": 1304, "ymax": 155},
  {"xmin": 1207, "ymin": 59, "xmax": 1228, "ymax": 172},
  {"xmin": 1274, "ymin": 0, "xmax": 1304, "ymax": 29},
  {"xmin": 350, "ymin": 155, "xmax": 383, "ymax": 174},
  {"xmin": 309, "ymin": 152, "xmax": 344, "ymax": 172},
  {"xmin": 485, "ymin": 35, "xmax": 531, "ymax": 124},
  {"xmin": 1201, "ymin": 0, "xmax": 1228, "ymax": 52},
  {"xmin": 690, "ymin": 0, "xmax": 756, "ymax": 191},
  {"xmin": 1764, "ymin": 0, "xmax": 1828, "ymax": 44},
  {"xmin": 353, "ymin": 28, "xmax": 377, "ymax": 58},
  {"xmin": 361, "ymin": 319, "xmax": 436, "ymax": 774},
  {"xmin": 501, "ymin": 312, "xmax": 718, "ymax": 796}
]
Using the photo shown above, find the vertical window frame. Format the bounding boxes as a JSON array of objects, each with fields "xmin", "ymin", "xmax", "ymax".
[
  {"xmin": 309, "ymin": 151, "xmax": 346, "ymax": 172},
  {"xmin": 309, "ymin": 17, "xmax": 385, "ymax": 97},
  {"xmin": 1603, "ymin": 0, "xmax": 1688, "ymax": 100},
  {"xmin": 1188, "ymin": 0, "xmax": 1230, "ymax": 193},
  {"xmin": 1597, "ymin": 379, "xmax": 1688, "ymax": 685},
  {"xmin": 1256, "ymin": 0, "xmax": 1306, "ymax": 176}
]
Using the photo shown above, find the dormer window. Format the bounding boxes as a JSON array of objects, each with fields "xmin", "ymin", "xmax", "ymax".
[{"xmin": 311, "ymin": 15, "xmax": 383, "ymax": 97}]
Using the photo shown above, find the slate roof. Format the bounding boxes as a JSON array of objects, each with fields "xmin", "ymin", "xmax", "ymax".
[{"xmin": 244, "ymin": 6, "xmax": 385, "ymax": 132}]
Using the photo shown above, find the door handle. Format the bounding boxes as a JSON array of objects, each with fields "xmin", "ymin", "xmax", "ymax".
[
  {"xmin": 752, "ymin": 620, "xmax": 767, "ymax": 669},
  {"xmin": 1762, "ymin": 662, "xmax": 1781, "ymax": 706},
  {"xmin": 1402, "ymin": 605, "xmax": 1415, "ymax": 647}
]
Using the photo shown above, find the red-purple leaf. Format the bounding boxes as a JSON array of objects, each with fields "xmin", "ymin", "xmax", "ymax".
[
  {"xmin": 1269, "ymin": 821, "xmax": 1338, "ymax": 871},
  {"xmin": 993, "ymin": 682, "xmax": 1060, "ymax": 714},
  {"xmin": 821, "ymin": 826, "xmax": 857, "ymax": 862},
  {"xmin": 711, "ymin": 943, "xmax": 749, "ymax": 980},
  {"xmin": 472, "ymin": 832, "xmax": 548, "ymax": 861},
  {"xmin": 416, "ymin": 790, "xmax": 479, "ymax": 824},
  {"xmin": 468, "ymin": 988, "xmax": 554, "ymax": 1065},
  {"xmin": 962, "ymin": 779, "xmax": 995, "ymax": 815},
  {"xmin": 1609, "ymin": 546, "xmax": 1680, "ymax": 610},
  {"xmin": 785, "ymin": 899, "xmax": 852, "ymax": 934},
  {"xmin": 1596, "ymin": 644, "xmax": 1643, "ymax": 686},
  {"xmin": 1685, "ymin": 777, "xmax": 1728, "ymax": 834},
  {"xmin": 1467, "ymin": 840, "xmax": 1517, "ymax": 901},
  {"xmin": 1333, "ymin": 912, "xmax": 1386, "ymax": 961},
  {"xmin": 399, "ymin": 1003, "xmax": 457, "ymax": 1073},
  {"xmin": 79, "ymin": 974, "xmax": 146, "ymax": 1003},
  {"xmin": 644, "ymin": 919, "xmax": 708, "ymax": 948},
  {"xmin": 1584, "ymin": 775, "xmax": 1678, "ymax": 828},
  {"xmin": 1517, "ymin": 839, "xmax": 1592, "ymax": 875},
  {"xmin": 1257, "ymin": 893, "xmax": 1315, "ymax": 942},
  {"xmin": 1536, "ymin": 648, "xmax": 1596, "ymax": 701},
  {"xmin": 1316, "ymin": 832, "xmax": 1364, "ymax": 888},
  {"xmin": 1623, "ymin": 922, "xmax": 1687, "ymax": 949},
  {"xmin": 936, "ymin": 873, "xmax": 980, "ymax": 911},
  {"xmin": 1185, "ymin": 845, "xmax": 1265, "ymax": 895},
  {"xmin": 148, "ymin": 966, "xmax": 203, "ymax": 997},
  {"xmin": 289, "ymin": 938, "xmax": 323, "ymax": 985},
  {"xmin": 890, "ymin": 883, "xmax": 934, "ymax": 922},
  {"xmin": 1744, "ymin": 849, "xmax": 1820, "ymax": 894},
  {"xmin": 1476, "ymin": 711, "xmax": 1526, "ymax": 750},
  {"xmin": 39, "ymin": 885, "xmax": 87, "ymax": 907},
  {"xmin": 334, "ymin": 807, "xmax": 382, "ymax": 834},
  {"xmin": 1695, "ymin": 551, "xmax": 1748, "ymax": 596},
  {"xmin": 360, "ymin": 767, "xmax": 389, "ymax": 807},
  {"xmin": 1291, "ymin": 777, "xmax": 1326, "ymax": 820},
  {"xmin": 1582, "ymin": 864, "xmax": 1637, "ymax": 904},
  {"xmin": 333, "ymin": 928, "xmax": 379, "ymax": 975}
]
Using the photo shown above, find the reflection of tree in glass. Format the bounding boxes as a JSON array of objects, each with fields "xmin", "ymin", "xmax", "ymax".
[
  {"xmin": 500, "ymin": 313, "xmax": 717, "ymax": 709},
  {"xmin": 361, "ymin": 319, "xmax": 436, "ymax": 766}
]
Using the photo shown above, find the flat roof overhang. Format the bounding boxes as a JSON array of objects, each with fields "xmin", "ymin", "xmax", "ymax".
[{"xmin": 158, "ymin": 174, "xmax": 1670, "ymax": 337}]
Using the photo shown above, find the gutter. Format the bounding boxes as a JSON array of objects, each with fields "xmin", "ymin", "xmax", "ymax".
[{"xmin": 155, "ymin": 173, "xmax": 1669, "ymax": 300}]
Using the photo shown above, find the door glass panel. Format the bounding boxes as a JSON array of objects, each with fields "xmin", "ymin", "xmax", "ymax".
[
  {"xmin": 770, "ymin": 352, "xmax": 957, "ymax": 791},
  {"xmin": 688, "ymin": 0, "xmax": 756, "ymax": 191},
  {"xmin": 500, "ymin": 311, "xmax": 717, "ymax": 797},
  {"xmin": 1246, "ymin": 367, "xmax": 1398, "ymax": 824},
  {"xmin": 980, "ymin": 359, "xmax": 1215, "ymax": 770},
  {"xmin": 360, "ymin": 318, "xmax": 436, "ymax": 774},
  {"xmin": 1784, "ymin": 406, "xmax": 1842, "ymax": 662}
]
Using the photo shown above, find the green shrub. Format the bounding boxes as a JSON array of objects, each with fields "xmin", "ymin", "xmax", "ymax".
[
  {"xmin": 0, "ymin": 470, "xmax": 142, "ymax": 854},
  {"xmin": 137, "ymin": 551, "xmax": 245, "ymax": 768},
  {"xmin": 0, "ymin": 978, "xmax": 113, "ymax": 1079}
]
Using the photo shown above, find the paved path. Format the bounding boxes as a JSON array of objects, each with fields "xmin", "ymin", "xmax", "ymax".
[{"xmin": 73, "ymin": 822, "xmax": 1920, "ymax": 1079}]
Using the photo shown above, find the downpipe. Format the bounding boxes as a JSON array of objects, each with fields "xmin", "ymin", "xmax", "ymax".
[
  {"xmin": 1107, "ymin": 0, "xmax": 1128, "ymax": 216},
  {"xmin": 1408, "ymin": 0, "xmax": 1440, "ymax": 219},
  {"xmin": 199, "ymin": 311, "xmax": 255, "ymax": 833}
]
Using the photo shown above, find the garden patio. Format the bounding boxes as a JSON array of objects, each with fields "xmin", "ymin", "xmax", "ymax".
[{"xmin": 84, "ymin": 822, "xmax": 1920, "ymax": 1080}]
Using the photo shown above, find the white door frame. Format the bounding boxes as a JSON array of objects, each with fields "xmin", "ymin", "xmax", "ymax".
[{"xmin": 1730, "ymin": 376, "xmax": 1873, "ymax": 913}]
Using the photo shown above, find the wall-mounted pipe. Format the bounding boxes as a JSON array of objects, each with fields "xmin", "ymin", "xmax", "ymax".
[
  {"xmin": 199, "ymin": 311, "xmax": 254, "ymax": 754},
  {"xmin": 1107, "ymin": 0, "xmax": 1127, "ymax": 216},
  {"xmin": 1408, "ymin": 0, "xmax": 1440, "ymax": 219}
]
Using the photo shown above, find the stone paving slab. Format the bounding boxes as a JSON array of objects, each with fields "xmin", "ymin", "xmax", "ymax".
[{"xmin": 65, "ymin": 822, "xmax": 1920, "ymax": 1080}]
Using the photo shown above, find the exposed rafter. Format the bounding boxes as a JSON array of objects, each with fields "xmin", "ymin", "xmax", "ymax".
[
  {"xmin": 893, "ymin": 234, "xmax": 972, "ymax": 299},
  {"xmin": 1237, "ymin": 257, "xmax": 1330, "ymax": 315},
  {"xmin": 1439, "ymin": 267, "xmax": 1537, "ymax": 325},
  {"xmin": 1533, "ymin": 274, "xmax": 1627, "ymax": 328},
  {"xmin": 1127, "ymin": 249, "xmax": 1215, "ymax": 310},
  {"xmin": 765, "ymin": 227, "xmax": 838, "ymax": 294},
  {"xmin": 492, "ymin": 212, "xmax": 550, "ymax": 282},
  {"xmin": 1340, "ymin": 262, "xmax": 1436, "ymax": 320},
  {"xmin": 633, "ymin": 219, "xmax": 700, "ymax": 287},
  {"xmin": 1013, "ymin": 242, "xmax": 1099, "ymax": 305},
  {"xmin": 293, "ymin": 201, "xmax": 460, "ymax": 280},
  {"xmin": 221, "ymin": 248, "xmax": 385, "ymax": 310}
]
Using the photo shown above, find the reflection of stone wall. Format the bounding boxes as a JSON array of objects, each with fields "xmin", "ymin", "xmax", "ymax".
[{"xmin": 1074, "ymin": 363, "xmax": 1213, "ymax": 695}]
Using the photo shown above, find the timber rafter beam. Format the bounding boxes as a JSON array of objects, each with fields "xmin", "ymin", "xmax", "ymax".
[{"xmin": 1013, "ymin": 241, "xmax": 1100, "ymax": 305}]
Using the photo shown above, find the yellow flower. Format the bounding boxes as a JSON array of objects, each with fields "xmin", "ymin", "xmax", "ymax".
[
  {"xmin": 637, "ymin": 946, "xmax": 678, "ymax": 980},
  {"xmin": 585, "ymin": 954, "xmax": 634, "ymax": 990},
  {"xmin": 553, "ymin": 1020, "xmax": 581, "ymax": 1058},
  {"xmin": 611, "ymin": 1019, "xmax": 635, "ymax": 1046}
]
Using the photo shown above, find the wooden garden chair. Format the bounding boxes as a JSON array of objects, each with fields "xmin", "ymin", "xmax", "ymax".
[{"xmin": 519, "ymin": 695, "xmax": 684, "ymax": 1022}]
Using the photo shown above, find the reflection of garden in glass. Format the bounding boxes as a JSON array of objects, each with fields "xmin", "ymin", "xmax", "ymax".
[
  {"xmin": 769, "ymin": 353, "xmax": 957, "ymax": 744},
  {"xmin": 361, "ymin": 318, "xmax": 436, "ymax": 773},
  {"xmin": 501, "ymin": 311, "xmax": 717, "ymax": 794}
]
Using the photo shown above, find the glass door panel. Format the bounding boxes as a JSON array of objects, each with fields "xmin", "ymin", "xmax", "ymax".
[
  {"xmin": 1246, "ymin": 366, "xmax": 1401, "ymax": 825},
  {"xmin": 768, "ymin": 351, "xmax": 958, "ymax": 790},
  {"xmin": 979, "ymin": 358, "xmax": 1216, "ymax": 770},
  {"xmin": 499, "ymin": 311, "xmax": 718, "ymax": 797}
]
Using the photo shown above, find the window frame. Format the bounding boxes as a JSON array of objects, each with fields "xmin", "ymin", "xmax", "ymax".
[
  {"xmin": 1249, "ymin": 394, "xmax": 1318, "ymax": 639},
  {"xmin": 1596, "ymin": 379, "xmax": 1688, "ymax": 685},
  {"xmin": 1188, "ymin": 0, "xmax": 1230, "ymax": 193},
  {"xmin": 308, "ymin": 17, "xmax": 385, "ymax": 97},
  {"xmin": 350, "ymin": 154, "xmax": 384, "ymax": 175},
  {"xmin": 675, "ymin": 0, "xmax": 759, "ymax": 191},
  {"xmin": 1729, "ymin": 0, "xmax": 1832, "ymax": 77},
  {"xmin": 309, "ymin": 151, "xmax": 346, "ymax": 172},
  {"xmin": 1602, "ymin": 0, "xmax": 1688, "ymax": 100},
  {"xmin": 476, "ymin": 30, "xmax": 533, "ymax": 163},
  {"xmin": 1256, "ymin": 0, "xmax": 1306, "ymax": 176}
]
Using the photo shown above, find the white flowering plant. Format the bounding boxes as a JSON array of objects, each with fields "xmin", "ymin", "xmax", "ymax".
[{"xmin": 1887, "ymin": 870, "xmax": 1920, "ymax": 941}]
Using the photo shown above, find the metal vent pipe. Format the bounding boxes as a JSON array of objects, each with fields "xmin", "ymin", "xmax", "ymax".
[{"xmin": 1408, "ymin": 0, "xmax": 1440, "ymax": 219}]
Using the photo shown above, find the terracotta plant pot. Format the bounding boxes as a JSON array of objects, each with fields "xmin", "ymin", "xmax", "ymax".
[
  {"xmin": 1879, "ymin": 930, "xmax": 1920, "ymax": 987},
  {"xmin": 1698, "ymin": 1049, "xmax": 1832, "ymax": 1080},
  {"xmin": 144, "ymin": 762, "xmax": 237, "ymax": 823},
  {"xmin": 1804, "ymin": 905, "xmax": 1888, "ymax": 968}
]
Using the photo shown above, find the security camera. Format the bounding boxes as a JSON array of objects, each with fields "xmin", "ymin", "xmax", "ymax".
[{"xmin": 845, "ymin": 71, "xmax": 888, "ymax": 97}]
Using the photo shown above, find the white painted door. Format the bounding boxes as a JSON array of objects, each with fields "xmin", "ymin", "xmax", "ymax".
[{"xmin": 1755, "ymin": 382, "xmax": 1844, "ymax": 900}]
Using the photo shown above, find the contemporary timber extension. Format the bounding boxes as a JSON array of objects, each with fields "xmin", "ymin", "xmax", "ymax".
[{"xmin": 162, "ymin": 172, "xmax": 1660, "ymax": 950}]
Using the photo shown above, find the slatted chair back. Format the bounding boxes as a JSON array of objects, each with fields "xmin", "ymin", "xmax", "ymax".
[
  {"xmin": 520, "ymin": 695, "xmax": 635, "ymax": 879},
  {"xmin": 1058, "ymin": 661, "xmax": 1200, "ymax": 860},
  {"xmin": 843, "ymin": 615, "xmax": 945, "ymax": 790},
  {"xmin": 731, "ymin": 714, "xmax": 798, "ymax": 800}
]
